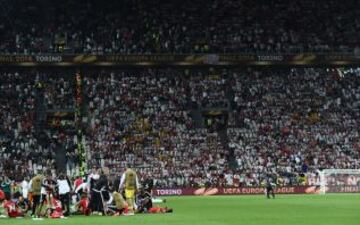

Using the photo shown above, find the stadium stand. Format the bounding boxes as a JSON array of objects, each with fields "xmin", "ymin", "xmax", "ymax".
[
  {"xmin": 0, "ymin": 0, "xmax": 359, "ymax": 188},
  {"xmin": 1, "ymin": 0, "xmax": 360, "ymax": 223},
  {"xmin": 1, "ymin": 68, "xmax": 359, "ymax": 187},
  {"xmin": 84, "ymin": 70, "xmax": 227, "ymax": 187},
  {"xmin": 0, "ymin": 0, "xmax": 359, "ymax": 54},
  {"xmin": 0, "ymin": 71, "xmax": 55, "ymax": 178}
]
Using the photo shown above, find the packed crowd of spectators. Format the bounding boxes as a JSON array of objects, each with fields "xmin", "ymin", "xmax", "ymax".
[
  {"xmin": 1, "ymin": 68, "xmax": 359, "ymax": 188},
  {"xmin": 44, "ymin": 75, "xmax": 75, "ymax": 110},
  {"xmin": 0, "ymin": 71, "xmax": 56, "ymax": 179},
  {"xmin": 0, "ymin": 0, "xmax": 359, "ymax": 54},
  {"xmin": 227, "ymin": 68, "xmax": 360, "ymax": 186},
  {"xmin": 189, "ymin": 73, "xmax": 229, "ymax": 108},
  {"xmin": 0, "ymin": 71, "xmax": 79, "ymax": 181},
  {"xmin": 84, "ymin": 70, "xmax": 227, "ymax": 187},
  {"xmin": 85, "ymin": 68, "xmax": 360, "ymax": 187}
]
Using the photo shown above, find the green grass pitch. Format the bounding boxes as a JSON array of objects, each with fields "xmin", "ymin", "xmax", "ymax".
[{"xmin": 1, "ymin": 194, "xmax": 359, "ymax": 225}]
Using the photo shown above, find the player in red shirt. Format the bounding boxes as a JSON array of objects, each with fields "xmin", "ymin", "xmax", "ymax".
[
  {"xmin": 148, "ymin": 206, "xmax": 173, "ymax": 214},
  {"xmin": 48, "ymin": 197, "xmax": 64, "ymax": 218},
  {"xmin": 0, "ymin": 189, "xmax": 5, "ymax": 201},
  {"xmin": 0, "ymin": 189, "xmax": 4, "ymax": 217},
  {"xmin": 51, "ymin": 198, "xmax": 63, "ymax": 213},
  {"xmin": 3, "ymin": 197, "xmax": 24, "ymax": 218},
  {"xmin": 74, "ymin": 176, "xmax": 83, "ymax": 190},
  {"xmin": 76, "ymin": 194, "xmax": 91, "ymax": 216}
]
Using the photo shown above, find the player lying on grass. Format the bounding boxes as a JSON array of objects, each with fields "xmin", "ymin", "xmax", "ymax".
[
  {"xmin": 2, "ymin": 195, "xmax": 25, "ymax": 218},
  {"xmin": 136, "ymin": 188, "xmax": 173, "ymax": 214}
]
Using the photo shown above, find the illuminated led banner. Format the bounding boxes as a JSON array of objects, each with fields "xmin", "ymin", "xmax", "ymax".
[{"xmin": 0, "ymin": 53, "xmax": 359, "ymax": 66}]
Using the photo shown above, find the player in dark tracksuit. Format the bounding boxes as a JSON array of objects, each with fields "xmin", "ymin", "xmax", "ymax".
[
  {"xmin": 91, "ymin": 172, "xmax": 109, "ymax": 215},
  {"xmin": 143, "ymin": 177, "xmax": 154, "ymax": 193},
  {"xmin": 265, "ymin": 178, "xmax": 276, "ymax": 199},
  {"xmin": 143, "ymin": 177, "xmax": 166, "ymax": 203},
  {"xmin": 136, "ymin": 188, "xmax": 173, "ymax": 214},
  {"xmin": 136, "ymin": 189, "xmax": 153, "ymax": 213}
]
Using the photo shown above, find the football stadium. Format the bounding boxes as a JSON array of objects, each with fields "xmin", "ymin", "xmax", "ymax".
[{"xmin": 0, "ymin": 0, "xmax": 360, "ymax": 225}]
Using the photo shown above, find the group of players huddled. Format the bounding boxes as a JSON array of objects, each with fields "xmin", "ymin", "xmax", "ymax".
[{"xmin": 0, "ymin": 166, "xmax": 172, "ymax": 219}]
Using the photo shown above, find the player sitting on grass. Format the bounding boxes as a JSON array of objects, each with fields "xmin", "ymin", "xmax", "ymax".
[
  {"xmin": 136, "ymin": 188, "xmax": 173, "ymax": 214},
  {"xmin": 74, "ymin": 193, "xmax": 91, "ymax": 216},
  {"xmin": 48, "ymin": 196, "xmax": 64, "ymax": 218}
]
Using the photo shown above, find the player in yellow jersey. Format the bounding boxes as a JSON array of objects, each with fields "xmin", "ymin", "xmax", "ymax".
[
  {"xmin": 109, "ymin": 191, "xmax": 129, "ymax": 216},
  {"xmin": 29, "ymin": 174, "xmax": 44, "ymax": 217},
  {"xmin": 118, "ymin": 167, "xmax": 140, "ymax": 214}
]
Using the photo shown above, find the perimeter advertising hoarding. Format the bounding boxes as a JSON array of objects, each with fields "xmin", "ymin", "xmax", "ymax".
[
  {"xmin": 153, "ymin": 185, "xmax": 360, "ymax": 196},
  {"xmin": 154, "ymin": 186, "xmax": 311, "ymax": 196},
  {"xmin": 0, "ymin": 53, "xmax": 359, "ymax": 66}
]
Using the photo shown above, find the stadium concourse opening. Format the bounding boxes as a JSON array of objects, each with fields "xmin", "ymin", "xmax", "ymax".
[{"xmin": 1, "ymin": 0, "xmax": 360, "ymax": 224}]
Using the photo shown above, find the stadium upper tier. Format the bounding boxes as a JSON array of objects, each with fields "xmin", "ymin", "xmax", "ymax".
[
  {"xmin": 0, "ymin": 0, "xmax": 359, "ymax": 54},
  {"xmin": 0, "ymin": 68, "xmax": 359, "ymax": 188}
]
